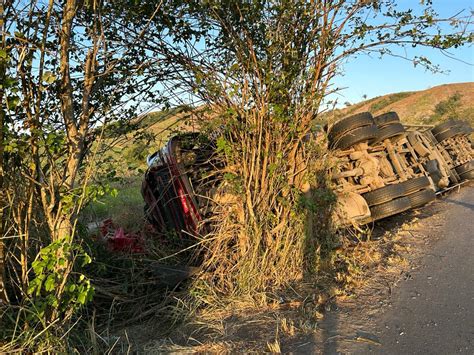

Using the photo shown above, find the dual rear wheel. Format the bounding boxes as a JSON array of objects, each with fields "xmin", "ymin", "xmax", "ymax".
[
  {"xmin": 327, "ymin": 111, "xmax": 407, "ymax": 150},
  {"xmin": 363, "ymin": 176, "xmax": 435, "ymax": 221},
  {"xmin": 455, "ymin": 160, "xmax": 474, "ymax": 181}
]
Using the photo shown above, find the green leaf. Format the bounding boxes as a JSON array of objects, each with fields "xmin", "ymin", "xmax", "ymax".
[
  {"xmin": 216, "ymin": 137, "xmax": 231, "ymax": 155},
  {"xmin": 81, "ymin": 254, "xmax": 92, "ymax": 267},
  {"xmin": 42, "ymin": 71, "xmax": 56, "ymax": 84},
  {"xmin": 7, "ymin": 95, "xmax": 20, "ymax": 108},
  {"xmin": 32, "ymin": 260, "xmax": 42, "ymax": 274},
  {"xmin": 27, "ymin": 283, "xmax": 37, "ymax": 296},
  {"xmin": 77, "ymin": 292, "xmax": 86, "ymax": 304},
  {"xmin": 110, "ymin": 188, "xmax": 118, "ymax": 198},
  {"xmin": 0, "ymin": 49, "xmax": 7, "ymax": 59},
  {"xmin": 45, "ymin": 274, "xmax": 55, "ymax": 292}
]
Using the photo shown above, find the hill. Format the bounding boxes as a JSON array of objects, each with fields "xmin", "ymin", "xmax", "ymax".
[{"xmin": 325, "ymin": 82, "xmax": 474, "ymax": 126}]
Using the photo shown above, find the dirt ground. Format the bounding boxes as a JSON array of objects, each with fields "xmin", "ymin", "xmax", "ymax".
[{"xmin": 109, "ymin": 183, "xmax": 471, "ymax": 353}]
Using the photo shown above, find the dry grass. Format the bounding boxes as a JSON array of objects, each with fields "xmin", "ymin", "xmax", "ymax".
[
  {"xmin": 326, "ymin": 82, "xmax": 474, "ymax": 125},
  {"xmin": 118, "ymin": 217, "xmax": 415, "ymax": 352},
  {"xmin": 85, "ymin": 212, "xmax": 428, "ymax": 353}
]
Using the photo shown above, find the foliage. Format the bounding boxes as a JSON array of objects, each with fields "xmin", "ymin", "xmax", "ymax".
[
  {"xmin": 1, "ymin": 238, "xmax": 94, "ymax": 352},
  {"xmin": 434, "ymin": 92, "xmax": 462, "ymax": 117},
  {"xmin": 28, "ymin": 240, "xmax": 94, "ymax": 317},
  {"xmin": 0, "ymin": 0, "xmax": 195, "ymax": 351},
  {"xmin": 369, "ymin": 92, "xmax": 414, "ymax": 112},
  {"xmin": 425, "ymin": 92, "xmax": 464, "ymax": 124}
]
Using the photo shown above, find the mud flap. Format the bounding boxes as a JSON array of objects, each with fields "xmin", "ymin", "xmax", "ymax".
[{"xmin": 334, "ymin": 192, "xmax": 371, "ymax": 227}]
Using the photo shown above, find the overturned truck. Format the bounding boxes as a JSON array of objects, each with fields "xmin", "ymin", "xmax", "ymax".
[
  {"xmin": 140, "ymin": 112, "xmax": 473, "ymax": 236},
  {"xmin": 330, "ymin": 113, "xmax": 473, "ymax": 226}
]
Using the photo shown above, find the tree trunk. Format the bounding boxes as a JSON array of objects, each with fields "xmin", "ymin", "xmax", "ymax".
[{"xmin": 0, "ymin": 0, "xmax": 8, "ymax": 304}]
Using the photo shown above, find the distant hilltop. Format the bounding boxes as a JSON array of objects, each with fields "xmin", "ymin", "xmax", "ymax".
[{"xmin": 325, "ymin": 82, "xmax": 474, "ymax": 126}]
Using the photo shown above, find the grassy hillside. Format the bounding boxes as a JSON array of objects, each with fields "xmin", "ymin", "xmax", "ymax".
[
  {"xmin": 97, "ymin": 106, "xmax": 197, "ymax": 177},
  {"xmin": 326, "ymin": 82, "xmax": 474, "ymax": 126}
]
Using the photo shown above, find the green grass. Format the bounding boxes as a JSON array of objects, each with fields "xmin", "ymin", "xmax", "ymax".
[
  {"xmin": 80, "ymin": 109, "xmax": 189, "ymax": 232},
  {"xmin": 81, "ymin": 178, "xmax": 145, "ymax": 231},
  {"xmin": 368, "ymin": 92, "xmax": 413, "ymax": 112}
]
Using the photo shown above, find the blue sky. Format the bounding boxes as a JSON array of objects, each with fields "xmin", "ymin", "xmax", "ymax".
[{"xmin": 331, "ymin": 0, "xmax": 474, "ymax": 105}]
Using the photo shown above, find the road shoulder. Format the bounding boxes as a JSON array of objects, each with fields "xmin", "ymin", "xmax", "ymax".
[{"xmin": 303, "ymin": 185, "xmax": 474, "ymax": 354}]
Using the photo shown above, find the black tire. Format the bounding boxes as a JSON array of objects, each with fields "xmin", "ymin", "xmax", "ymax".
[
  {"xmin": 434, "ymin": 126, "xmax": 463, "ymax": 142},
  {"xmin": 400, "ymin": 176, "xmax": 431, "ymax": 195},
  {"xmin": 330, "ymin": 124, "xmax": 378, "ymax": 150},
  {"xmin": 370, "ymin": 196, "xmax": 411, "ymax": 221},
  {"xmin": 449, "ymin": 168, "xmax": 460, "ymax": 184},
  {"xmin": 374, "ymin": 112, "xmax": 400, "ymax": 128},
  {"xmin": 407, "ymin": 188, "xmax": 436, "ymax": 208},
  {"xmin": 461, "ymin": 124, "xmax": 474, "ymax": 135},
  {"xmin": 455, "ymin": 160, "xmax": 473, "ymax": 175},
  {"xmin": 459, "ymin": 169, "xmax": 474, "ymax": 180},
  {"xmin": 431, "ymin": 119, "xmax": 459, "ymax": 136},
  {"xmin": 374, "ymin": 122, "xmax": 405, "ymax": 143},
  {"xmin": 453, "ymin": 120, "xmax": 471, "ymax": 136},
  {"xmin": 328, "ymin": 112, "xmax": 374, "ymax": 143},
  {"xmin": 362, "ymin": 183, "xmax": 406, "ymax": 206}
]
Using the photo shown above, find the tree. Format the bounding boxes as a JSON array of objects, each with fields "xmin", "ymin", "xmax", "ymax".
[
  {"xmin": 1, "ymin": 0, "xmax": 201, "ymax": 342},
  {"xmin": 0, "ymin": 0, "xmax": 8, "ymax": 304},
  {"xmin": 143, "ymin": 0, "xmax": 473, "ymax": 298}
]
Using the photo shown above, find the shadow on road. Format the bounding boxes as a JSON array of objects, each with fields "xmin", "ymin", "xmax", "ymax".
[{"xmin": 443, "ymin": 198, "xmax": 474, "ymax": 211}]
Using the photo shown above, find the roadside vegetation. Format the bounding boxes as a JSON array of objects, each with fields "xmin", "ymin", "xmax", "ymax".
[{"xmin": 1, "ymin": 1, "xmax": 472, "ymax": 352}]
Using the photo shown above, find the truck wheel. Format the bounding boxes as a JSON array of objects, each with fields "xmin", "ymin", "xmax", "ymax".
[
  {"xmin": 370, "ymin": 196, "xmax": 411, "ymax": 221},
  {"xmin": 362, "ymin": 183, "xmax": 406, "ymax": 206},
  {"xmin": 434, "ymin": 126, "xmax": 463, "ymax": 142},
  {"xmin": 459, "ymin": 169, "xmax": 474, "ymax": 181},
  {"xmin": 460, "ymin": 123, "xmax": 473, "ymax": 135},
  {"xmin": 407, "ymin": 188, "xmax": 436, "ymax": 208},
  {"xmin": 328, "ymin": 112, "xmax": 374, "ymax": 143},
  {"xmin": 449, "ymin": 169, "xmax": 460, "ymax": 184},
  {"xmin": 400, "ymin": 176, "xmax": 431, "ymax": 195},
  {"xmin": 374, "ymin": 122, "xmax": 405, "ymax": 143},
  {"xmin": 431, "ymin": 119, "xmax": 459, "ymax": 136},
  {"xmin": 455, "ymin": 160, "xmax": 473, "ymax": 175},
  {"xmin": 330, "ymin": 124, "xmax": 378, "ymax": 150},
  {"xmin": 374, "ymin": 112, "xmax": 400, "ymax": 128}
]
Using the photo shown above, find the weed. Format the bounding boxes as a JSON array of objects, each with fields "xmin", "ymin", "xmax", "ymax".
[{"xmin": 267, "ymin": 337, "xmax": 281, "ymax": 353}]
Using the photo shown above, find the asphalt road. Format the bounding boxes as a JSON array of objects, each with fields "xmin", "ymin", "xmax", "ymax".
[{"xmin": 355, "ymin": 185, "xmax": 474, "ymax": 354}]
